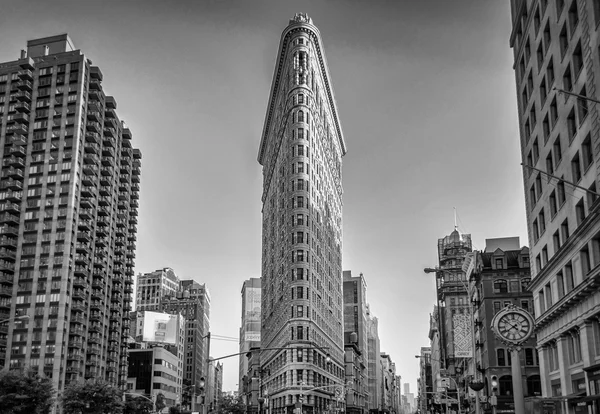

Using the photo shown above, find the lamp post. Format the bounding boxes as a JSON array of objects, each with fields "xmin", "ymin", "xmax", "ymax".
[{"xmin": 424, "ymin": 266, "xmax": 481, "ymax": 414}]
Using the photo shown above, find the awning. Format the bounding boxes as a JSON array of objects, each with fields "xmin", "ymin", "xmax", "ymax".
[
  {"xmin": 575, "ymin": 394, "xmax": 600, "ymax": 404},
  {"xmin": 566, "ymin": 392, "xmax": 587, "ymax": 403}
]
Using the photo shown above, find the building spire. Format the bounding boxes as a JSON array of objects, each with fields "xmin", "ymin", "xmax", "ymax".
[{"xmin": 454, "ymin": 207, "xmax": 458, "ymax": 231}]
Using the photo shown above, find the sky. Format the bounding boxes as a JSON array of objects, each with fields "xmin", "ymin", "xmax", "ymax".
[{"xmin": 0, "ymin": 0, "xmax": 526, "ymax": 395}]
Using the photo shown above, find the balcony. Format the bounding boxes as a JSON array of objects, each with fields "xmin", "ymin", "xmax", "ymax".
[
  {"xmin": 15, "ymin": 101, "xmax": 30, "ymax": 113},
  {"xmin": 87, "ymin": 111, "xmax": 101, "ymax": 122},
  {"xmin": 87, "ymin": 346, "xmax": 101, "ymax": 355},
  {"xmin": 88, "ymin": 335, "xmax": 102, "ymax": 345},
  {"xmin": 84, "ymin": 142, "xmax": 100, "ymax": 154},
  {"xmin": 0, "ymin": 237, "xmax": 17, "ymax": 249},
  {"xmin": 0, "ymin": 213, "xmax": 19, "ymax": 225},
  {"xmin": 79, "ymin": 198, "xmax": 94, "ymax": 209},
  {"xmin": 17, "ymin": 80, "xmax": 32, "ymax": 91},
  {"xmin": 79, "ymin": 208, "xmax": 94, "ymax": 220},
  {"xmin": 103, "ymin": 127, "xmax": 116, "ymax": 138},
  {"xmin": 6, "ymin": 124, "xmax": 28, "ymax": 135},
  {"xmin": 85, "ymin": 131, "xmax": 100, "ymax": 144},
  {"xmin": 91, "ymin": 289, "xmax": 104, "ymax": 300},
  {"xmin": 72, "ymin": 288, "xmax": 87, "ymax": 300},
  {"xmin": 18, "ymin": 69, "xmax": 33, "ymax": 80},
  {"xmin": 84, "ymin": 153, "xmax": 99, "ymax": 165},
  {"xmin": 71, "ymin": 303, "xmax": 87, "ymax": 312},
  {"xmin": 0, "ymin": 226, "xmax": 18, "ymax": 238},
  {"xmin": 77, "ymin": 220, "xmax": 93, "ymax": 232},
  {"xmin": 0, "ymin": 285, "xmax": 13, "ymax": 297},
  {"xmin": 0, "ymin": 248, "xmax": 16, "ymax": 261},
  {"xmin": 3, "ymin": 166, "xmax": 24, "ymax": 178},
  {"xmin": 0, "ymin": 273, "xmax": 14, "ymax": 284},
  {"xmin": 69, "ymin": 326, "xmax": 85, "ymax": 336},
  {"xmin": 89, "ymin": 78, "xmax": 102, "ymax": 91},
  {"xmin": 67, "ymin": 353, "xmax": 84, "ymax": 362},
  {"xmin": 100, "ymin": 167, "xmax": 113, "ymax": 177},
  {"xmin": 1, "ymin": 180, "xmax": 22, "ymax": 192},
  {"xmin": 89, "ymin": 311, "xmax": 102, "ymax": 322},
  {"xmin": 73, "ymin": 276, "xmax": 87, "ymax": 287},
  {"xmin": 68, "ymin": 339, "xmax": 84, "ymax": 348},
  {"xmin": 101, "ymin": 156, "xmax": 114, "ymax": 167},
  {"xmin": 16, "ymin": 90, "xmax": 31, "ymax": 101},
  {"xmin": 76, "ymin": 231, "xmax": 91, "ymax": 243},
  {"xmin": 83, "ymin": 164, "xmax": 99, "ymax": 177}
]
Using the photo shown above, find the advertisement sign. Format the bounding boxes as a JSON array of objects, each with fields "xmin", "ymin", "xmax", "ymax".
[
  {"xmin": 244, "ymin": 287, "xmax": 261, "ymax": 342},
  {"xmin": 142, "ymin": 311, "xmax": 178, "ymax": 344},
  {"xmin": 453, "ymin": 313, "xmax": 473, "ymax": 358}
]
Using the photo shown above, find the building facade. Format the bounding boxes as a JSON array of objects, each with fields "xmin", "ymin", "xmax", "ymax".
[
  {"xmin": 417, "ymin": 347, "xmax": 432, "ymax": 414},
  {"xmin": 366, "ymin": 306, "xmax": 382, "ymax": 412},
  {"xmin": 342, "ymin": 271, "xmax": 369, "ymax": 414},
  {"xmin": 0, "ymin": 34, "xmax": 140, "ymax": 398},
  {"xmin": 239, "ymin": 277, "xmax": 262, "ymax": 401},
  {"xmin": 136, "ymin": 267, "xmax": 179, "ymax": 311},
  {"xmin": 470, "ymin": 238, "xmax": 540, "ymax": 413},
  {"xmin": 127, "ymin": 345, "xmax": 183, "ymax": 409},
  {"xmin": 257, "ymin": 13, "xmax": 347, "ymax": 414},
  {"xmin": 509, "ymin": 1, "xmax": 600, "ymax": 412},
  {"xmin": 161, "ymin": 280, "xmax": 211, "ymax": 409},
  {"xmin": 434, "ymin": 228, "xmax": 472, "ymax": 411}
]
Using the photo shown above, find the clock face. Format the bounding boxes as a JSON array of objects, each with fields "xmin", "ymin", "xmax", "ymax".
[{"xmin": 497, "ymin": 311, "xmax": 532, "ymax": 342}]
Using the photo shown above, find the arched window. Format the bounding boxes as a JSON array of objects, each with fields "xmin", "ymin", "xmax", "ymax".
[
  {"xmin": 526, "ymin": 375, "xmax": 541, "ymax": 396},
  {"xmin": 494, "ymin": 279, "xmax": 508, "ymax": 293},
  {"xmin": 298, "ymin": 110, "xmax": 304, "ymax": 123},
  {"xmin": 499, "ymin": 375, "xmax": 513, "ymax": 396}
]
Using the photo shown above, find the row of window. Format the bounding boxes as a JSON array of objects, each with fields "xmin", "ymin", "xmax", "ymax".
[
  {"xmin": 537, "ymin": 231, "xmax": 600, "ymax": 313},
  {"xmin": 496, "ymin": 347, "xmax": 539, "ymax": 366}
]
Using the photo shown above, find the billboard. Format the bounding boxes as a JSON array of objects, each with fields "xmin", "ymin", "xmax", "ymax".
[
  {"xmin": 142, "ymin": 311, "xmax": 178, "ymax": 345},
  {"xmin": 244, "ymin": 287, "xmax": 261, "ymax": 342},
  {"xmin": 452, "ymin": 313, "xmax": 472, "ymax": 358}
]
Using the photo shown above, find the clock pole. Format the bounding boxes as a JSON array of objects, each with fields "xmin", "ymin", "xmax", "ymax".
[{"xmin": 509, "ymin": 347, "xmax": 525, "ymax": 414}]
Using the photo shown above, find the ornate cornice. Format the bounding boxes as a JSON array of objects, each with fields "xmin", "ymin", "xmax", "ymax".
[{"xmin": 258, "ymin": 19, "xmax": 346, "ymax": 166}]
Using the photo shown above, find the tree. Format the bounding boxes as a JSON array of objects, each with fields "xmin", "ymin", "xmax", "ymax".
[
  {"xmin": 0, "ymin": 367, "xmax": 54, "ymax": 414},
  {"xmin": 169, "ymin": 406, "xmax": 182, "ymax": 414},
  {"xmin": 215, "ymin": 394, "xmax": 246, "ymax": 414},
  {"xmin": 62, "ymin": 378, "xmax": 124, "ymax": 414},
  {"xmin": 123, "ymin": 394, "xmax": 154, "ymax": 414},
  {"xmin": 155, "ymin": 393, "xmax": 166, "ymax": 412}
]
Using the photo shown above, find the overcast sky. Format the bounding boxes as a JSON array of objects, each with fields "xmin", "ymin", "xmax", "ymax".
[{"xmin": 0, "ymin": 0, "xmax": 525, "ymax": 394}]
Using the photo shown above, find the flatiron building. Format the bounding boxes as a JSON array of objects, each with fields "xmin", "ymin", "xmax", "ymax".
[{"xmin": 257, "ymin": 13, "xmax": 347, "ymax": 414}]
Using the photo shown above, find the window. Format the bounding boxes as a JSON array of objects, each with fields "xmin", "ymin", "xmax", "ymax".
[
  {"xmin": 493, "ymin": 280, "xmax": 508, "ymax": 293},
  {"xmin": 561, "ymin": 219, "xmax": 571, "ymax": 243},
  {"xmin": 495, "ymin": 258, "xmax": 504, "ymax": 269},
  {"xmin": 568, "ymin": 1, "xmax": 579, "ymax": 34},
  {"xmin": 539, "ymin": 290, "xmax": 546, "ymax": 313},
  {"xmin": 576, "ymin": 198, "xmax": 586, "ymax": 225},
  {"xmin": 547, "ymin": 59, "xmax": 555, "ymax": 85},
  {"xmin": 539, "ymin": 209, "xmax": 546, "ymax": 234},
  {"xmin": 559, "ymin": 24, "xmax": 568, "ymax": 58},
  {"xmin": 543, "ymin": 115, "xmax": 550, "ymax": 142},
  {"xmin": 565, "ymin": 262, "xmax": 575, "ymax": 291},
  {"xmin": 550, "ymin": 191, "xmax": 558, "ymax": 217},
  {"xmin": 534, "ymin": 219, "xmax": 540, "ymax": 242},
  {"xmin": 558, "ymin": 179, "xmax": 566, "ymax": 205},
  {"xmin": 567, "ymin": 108, "xmax": 576, "ymax": 141},
  {"xmin": 592, "ymin": 318, "xmax": 600, "ymax": 356},
  {"xmin": 537, "ymin": 43, "xmax": 544, "ymax": 70},
  {"xmin": 499, "ymin": 376, "xmax": 513, "ymax": 396},
  {"xmin": 564, "ymin": 66, "xmax": 573, "ymax": 92},
  {"xmin": 553, "ymin": 230, "xmax": 561, "ymax": 252},
  {"xmin": 581, "ymin": 246, "xmax": 591, "ymax": 276},
  {"xmin": 578, "ymin": 86, "xmax": 588, "ymax": 123},
  {"xmin": 533, "ymin": 139, "xmax": 539, "ymax": 163},
  {"xmin": 568, "ymin": 329, "xmax": 582, "ymax": 364},
  {"xmin": 572, "ymin": 151, "xmax": 582, "ymax": 182},
  {"xmin": 525, "ymin": 348, "xmax": 536, "ymax": 365},
  {"xmin": 582, "ymin": 133, "xmax": 593, "ymax": 171},
  {"xmin": 497, "ymin": 349, "xmax": 506, "ymax": 366},
  {"xmin": 544, "ymin": 22, "xmax": 552, "ymax": 51},
  {"xmin": 493, "ymin": 301, "xmax": 501, "ymax": 314},
  {"xmin": 545, "ymin": 283, "xmax": 553, "ymax": 308},
  {"xmin": 550, "ymin": 97, "xmax": 558, "ymax": 126}
]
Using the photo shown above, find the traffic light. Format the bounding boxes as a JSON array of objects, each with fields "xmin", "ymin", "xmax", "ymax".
[
  {"xmin": 199, "ymin": 376, "xmax": 206, "ymax": 394},
  {"xmin": 490, "ymin": 375, "xmax": 498, "ymax": 394}
]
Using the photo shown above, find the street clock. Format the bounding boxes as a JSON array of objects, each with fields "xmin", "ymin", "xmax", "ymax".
[{"xmin": 490, "ymin": 304, "xmax": 535, "ymax": 345}]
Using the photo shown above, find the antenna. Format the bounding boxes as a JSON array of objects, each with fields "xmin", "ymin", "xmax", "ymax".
[{"xmin": 453, "ymin": 207, "xmax": 458, "ymax": 231}]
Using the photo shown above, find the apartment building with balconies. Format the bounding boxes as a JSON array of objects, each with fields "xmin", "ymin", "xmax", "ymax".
[{"xmin": 0, "ymin": 34, "xmax": 141, "ymax": 398}]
